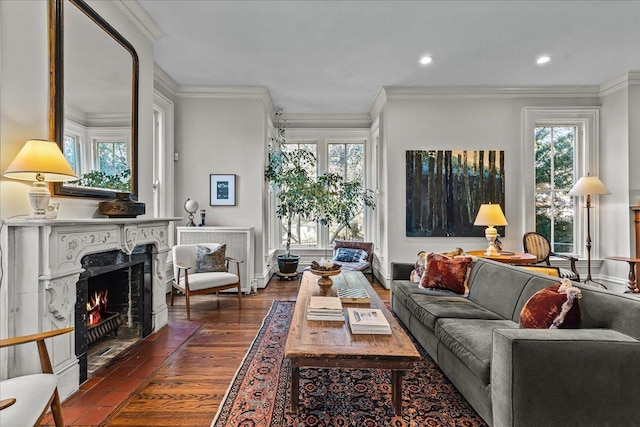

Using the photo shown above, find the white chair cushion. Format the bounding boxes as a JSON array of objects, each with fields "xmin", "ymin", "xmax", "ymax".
[
  {"xmin": 0, "ymin": 373, "xmax": 57, "ymax": 427},
  {"xmin": 175, "ymin": 271, "xmax": 240, "ymax": 292}
]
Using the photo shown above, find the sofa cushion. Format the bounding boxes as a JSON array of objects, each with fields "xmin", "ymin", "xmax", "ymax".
[
  {"xmin": 419, "ymin": 253, "xmax": 473, "ymax": 294},
  {"xmin": 407, "ymin": 293, "xmax": 503, "ymax": 331},
  {"xmin": 436, "ymin": 318, "xmax": 519, "ymax": 384},
  {"xmin": 520, "ymin": 281, "xmax": 582, "ymax": 329}
]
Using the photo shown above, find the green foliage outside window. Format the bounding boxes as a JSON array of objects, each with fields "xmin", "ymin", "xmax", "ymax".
[
  {"xmin": 72, "ymin": 168, "xmax": 131, "ymax": 192},
  {"xmin": 535, "ymin": 126, "xmax": 575, "ymax": 253}
]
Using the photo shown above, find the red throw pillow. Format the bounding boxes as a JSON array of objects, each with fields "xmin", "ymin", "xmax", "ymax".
[
  {"xmin": 520, "ymin": 280, "xmax": 582, "ymax": 329},
  {"xmin": 419, "ymin": 253, "xmax": 473, "ymax": 295}
]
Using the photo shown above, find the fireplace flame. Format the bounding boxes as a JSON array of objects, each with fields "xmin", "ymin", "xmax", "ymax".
[{"xmin": 86, "ymin": 289, "xmax": 108, "ymax": 326}]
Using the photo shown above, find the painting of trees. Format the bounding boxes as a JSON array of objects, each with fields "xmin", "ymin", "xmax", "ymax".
[{"xmin": 406, "ymin": 150, "xmax": 505, "ymax": 237}]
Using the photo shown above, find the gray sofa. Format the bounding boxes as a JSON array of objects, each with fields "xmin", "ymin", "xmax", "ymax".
[{"xmin": 391, "ymin": 257, "xmax": 640, "ymax": 427}]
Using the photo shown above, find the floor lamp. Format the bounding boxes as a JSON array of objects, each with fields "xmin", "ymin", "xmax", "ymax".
[{"xmin": 568, "ymin": 175, "xmax": 610, "ymax": 288}]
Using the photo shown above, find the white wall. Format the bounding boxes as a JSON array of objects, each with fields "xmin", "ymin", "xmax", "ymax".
[
  {"xmin": 599, "ymin": 73, "xmax": 640, "ymax": 288},
  {"xmin": 0, "ymin": 0, "xmax": 155, "ymax": 220},
  {"xmin": 379, "ymin": 91, "xmax": 601, "ymax": 284},
  {"xmin": 174, "ymin": 95, "xmax": 270, "ymax": 284}
]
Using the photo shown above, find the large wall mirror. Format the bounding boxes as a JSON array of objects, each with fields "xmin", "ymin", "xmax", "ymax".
[{"xmin": 50, "ymin": 0, "xmax": 139, "ymax": 199}]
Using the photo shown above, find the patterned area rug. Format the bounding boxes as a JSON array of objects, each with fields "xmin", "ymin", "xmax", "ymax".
[{"xmin": 211, "ymin": 301, "xmax": 487, "ymax": 427}]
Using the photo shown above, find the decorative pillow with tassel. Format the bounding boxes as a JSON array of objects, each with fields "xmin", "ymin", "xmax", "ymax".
[{"xmin": 520, "ymin": 279, "xmax": 582, "ymax": 329}]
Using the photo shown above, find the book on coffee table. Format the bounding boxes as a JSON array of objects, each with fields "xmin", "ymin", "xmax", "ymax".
[
  {"xmin": 307, "ymin": 296, "xmax": 344, "ymax": 322},
  {"xmin": 347, "ymin": 308, "xmax": 391, "ymax": 334}
]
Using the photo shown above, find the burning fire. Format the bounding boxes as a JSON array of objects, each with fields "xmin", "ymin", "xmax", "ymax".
[{"xmin": 86, "ymin": 289, "xmax": 108, "ymax": 326}]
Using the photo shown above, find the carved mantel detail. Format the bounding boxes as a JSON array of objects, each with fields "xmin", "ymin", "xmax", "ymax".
[
  {"xmin": 45, "ymin": 274, "xmax": 80, "ymax": 324},
  {"xmin": 2, "ymin": 217, "xmax": 179, "ymax": 400}
]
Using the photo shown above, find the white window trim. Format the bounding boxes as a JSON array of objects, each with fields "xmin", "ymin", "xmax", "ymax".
[
  {"xmin": 522, "ymin": 107, "xmax": 601, "ymax": 259},
  {"xmin": 270, "ymin": 128, "xmax": 373, "ymax": 251}
]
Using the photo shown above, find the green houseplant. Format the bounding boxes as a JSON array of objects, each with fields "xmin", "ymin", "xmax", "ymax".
[{"xmin": 265, "ymin": 110, "xmax": 376, "ymax": 273}]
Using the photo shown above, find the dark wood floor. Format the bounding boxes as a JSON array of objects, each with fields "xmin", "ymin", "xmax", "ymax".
[{"xmin": 103, "ymin": 273, "xmax": 389, "ymax": 426}]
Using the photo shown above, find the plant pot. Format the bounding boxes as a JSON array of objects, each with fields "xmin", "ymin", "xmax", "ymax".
[{"xmin": 277, "ymin": 254, "xmax": 300, "ymax": 274}]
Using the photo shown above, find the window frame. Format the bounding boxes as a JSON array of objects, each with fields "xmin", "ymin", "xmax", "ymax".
[
  {"xmin": 522, "ymin": 107, "xmax": 601, "ymax": 259},
  {"xmin": 270, "ymin": 128, "xmax": 372, "ymax": 251}
]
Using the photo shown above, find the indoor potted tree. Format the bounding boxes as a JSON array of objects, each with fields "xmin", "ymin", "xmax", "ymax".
[{"xmin": 265, "ymin": 111, "xmax": 321, "ymax": 274}]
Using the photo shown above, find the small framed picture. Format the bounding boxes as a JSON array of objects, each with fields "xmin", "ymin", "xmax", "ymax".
[{"xmin": 210, "ymin": 174, "xmax": 236, "ymax": 206}]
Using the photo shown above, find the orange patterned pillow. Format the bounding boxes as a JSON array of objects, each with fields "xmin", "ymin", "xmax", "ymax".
[
  {"xmin": 520, "ymin": 280, "xmax": 582, "ymax": 329},
  {"xmin": 419, "ymin": 253, "xmax": 473, "ymax": 294}
]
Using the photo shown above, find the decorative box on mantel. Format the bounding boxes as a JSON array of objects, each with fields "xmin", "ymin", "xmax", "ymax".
[{"xmin": 0, "ymin": 217, "xmax": 180, "ymax": 400}]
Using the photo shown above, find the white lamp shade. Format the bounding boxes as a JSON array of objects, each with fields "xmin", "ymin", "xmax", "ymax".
[
  {"xmin": 568, "ymin": 176, "xmax": 610, "ymax": 196},
  {"xmin": 474, "ymin": 203, "xmax": 508, "ymax": 226},
  {"xmin": 3, "ymin": 139, "xmax": 77, "ymax": 182}
]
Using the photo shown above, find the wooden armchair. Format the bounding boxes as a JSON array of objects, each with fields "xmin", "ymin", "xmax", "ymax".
[
  {"xmin": 0, "ymin": 327, "xmax": 73, "ymax": 427},
  {"xmin": 172, "ymin": 243, "xmax": 243, "ymax": 320},
  {"xmin": 523, "ymin": 232, "xmax": 580, "ymax": 281}
]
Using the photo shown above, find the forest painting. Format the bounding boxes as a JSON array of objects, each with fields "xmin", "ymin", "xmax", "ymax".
[{"xmin": 406, "ymin": 150, "xmax": 505, "ymax": 237}]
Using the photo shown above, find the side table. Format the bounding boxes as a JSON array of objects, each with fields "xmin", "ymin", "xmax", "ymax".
[
  {"xmin": 606, "ymin": 257, "xmax": 640, "ymax": 293},
  {"xmin": 466, "ymin": 250, "xmax": 537, "ymax": 265}
]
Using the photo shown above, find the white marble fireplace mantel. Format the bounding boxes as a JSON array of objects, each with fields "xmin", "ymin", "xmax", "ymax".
[{"xmin": 0, "ymin": 217, "xmax": 180, "ymax": 400}]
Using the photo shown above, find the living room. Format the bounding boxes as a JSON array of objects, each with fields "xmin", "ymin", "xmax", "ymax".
[{"xmin": 1, "ymin": 1, "xmax": 639, "ymax": 426}]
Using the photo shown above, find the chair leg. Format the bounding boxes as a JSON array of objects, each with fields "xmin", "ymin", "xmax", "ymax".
[
  {"xmin": 185, "ymin": 290, "xmax": 191, "ymax": 320},
  {"xmin": 170, "ymin": 284, "xmax": 175, "ymax": 306},
  {"xmin": 237, "ymin": 285, "xmax": 242, "ymax": 308},
  {"xmin": 51, "ymin": 389, "xmax": 64, "ymax": 427}
]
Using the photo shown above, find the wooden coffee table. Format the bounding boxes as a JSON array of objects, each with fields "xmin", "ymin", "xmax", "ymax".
[{"xmin": 285, "ymin": 271, "xmax": 420, "ymax": 415}]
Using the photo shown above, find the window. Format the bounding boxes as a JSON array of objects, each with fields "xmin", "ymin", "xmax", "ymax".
[
  {"xmin": 534, "ymin": 126, "xmax": 576, "ymax": 253},
  {"xmin": 271, "ymin": 129, "xmax": 372, "ymax": 252},
  {"xmin": 281, "ymin": 143, "xmax": 318, "ymax": 247},
  {"xmin": 328, "ymin": 142, "xmax": 366, "ymax": 242},
  {"xmin": 95, "ymin": 140, "xmax": 128, "ymax": 176},
  {"xmin": 523, "ymin": 107, "xmax": 600, "ymax": 259},
  {"xmin": 63, "ymin": 134, "xmax": 80, "ymax": 175}
]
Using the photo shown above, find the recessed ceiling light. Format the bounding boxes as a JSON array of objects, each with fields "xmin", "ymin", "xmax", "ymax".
[
  {"xmin": 536, "ymin": 55, "xmax": 551, "ymax": 65},
  {"xmin": 419, "ymin": 55, "xmax": 434, "ymax": 65}
]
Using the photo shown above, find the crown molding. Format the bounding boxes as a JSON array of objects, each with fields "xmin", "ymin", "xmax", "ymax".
[
  {"xmin": 281, "ymin": 113, "xmax": 371, "ymax": 128},
  {"xmin": 112, "ymin": 0, "xmax": 164, "ymax": 42},
  {"xmin": 381, "ymin": 85, "xmax": 600, "ymax": 99},
  {"xmin": 176, "ymin": 86, "xmax": 275, "ymax": 112},
  {"xmin": 368, "ymin": 87, "xmax": 387, "ymax": 119},
  {"xmin": 599, "ymin": 70, "xmax": 640, "ymax": 97},
  {"xmin": 154, "ymin": 64, "xmax": 179, "ymax": 95}
]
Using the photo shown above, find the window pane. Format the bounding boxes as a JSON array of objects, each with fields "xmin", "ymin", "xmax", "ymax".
[
  {"xmin": 97, "ymin": 141, "xmax": 128, "ymax": 175},
  {"xmin": 328, "ymin": 144, "xmax": 345, "ymax": 175},
  {"xmin": 63, "ymin": 136, "xmax": 78, "ymax": 173},
  {"xmin": 552, "ymin": 127, "xmax": 575, "ymax": 190},
  {"xmin": 346, "ymin": 144, "xmax": 364, "ymax": 182},
  {"xmin": 553, "ymin": 191, "xmax": 574, "ymax": 253},
  {"xmin": 329, "ymin": 212, "xmax": 365, "ymax": 241},
  {"xmin": 535, "ymin": 192, "xmax": 551, "ymax": 238},
  {"xmin": 534, "ymin": 127, "xmax": 551, "ymax": 190}
]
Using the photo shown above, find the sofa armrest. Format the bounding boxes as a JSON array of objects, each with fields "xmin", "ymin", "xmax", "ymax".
[
  {"xmin": 492, "ymin": 328, "xmax": 640, "ymax": 427},
  {"xmin": 391, "ymin": 262, "xmax": 414, "ymax": 281}
]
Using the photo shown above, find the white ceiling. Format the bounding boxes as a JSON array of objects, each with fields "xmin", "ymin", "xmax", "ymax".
[{"xmin": 137, "ymin": 0, "xmax": 640, "ymax": 114}]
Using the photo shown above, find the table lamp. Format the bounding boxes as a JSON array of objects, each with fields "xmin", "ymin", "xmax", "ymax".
[
  {"xmin": 568, "ymin": 174, "xmax": 610, "ymax": 287},
  {"xmin": 3, "ymin": 139, "xmax": 77, "ymax": 217},
  {"xmin": 474, "ymin": 203, "xmax": 508, "ymax": 256}
]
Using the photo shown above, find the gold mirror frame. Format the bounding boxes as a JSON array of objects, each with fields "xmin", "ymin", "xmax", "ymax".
[{"xmin": 49, "ymin": 0, "xmax": 139, "ymax": 199}]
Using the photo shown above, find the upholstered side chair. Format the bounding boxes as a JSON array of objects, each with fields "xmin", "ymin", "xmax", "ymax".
[
  {"xmin": 523, "ymin": 231, "xmax": 580, "ymax": 281},
  {"xmin": 0, "ymin": 327, "xmax": 74, "ymax": 427},
  {"xmin": 171, "ymin": 243, "xmax": 242, "ymax": 320}
]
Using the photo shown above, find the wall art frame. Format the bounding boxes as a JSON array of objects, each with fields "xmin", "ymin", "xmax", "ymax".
[
  {"xmin": 406, "ymin": 150, "xmax": 505, "ymax": 237},
  {"xmin": 210, "ymin": 174, "xmax": 236, "ymax": 206}
]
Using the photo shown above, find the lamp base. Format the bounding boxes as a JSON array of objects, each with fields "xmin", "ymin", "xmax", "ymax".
[
  {"xmin": 29, "ymin": 181, "xmax": 50, "ymax": 216},
  {"xmin": 484, "ymin": 226, "xmax": 499, "ymax": 256}
]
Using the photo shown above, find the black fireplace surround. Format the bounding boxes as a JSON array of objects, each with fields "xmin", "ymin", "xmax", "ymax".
[{"xmin": 75, "ymin": 245, "xmax": 153, "ymax": 383}]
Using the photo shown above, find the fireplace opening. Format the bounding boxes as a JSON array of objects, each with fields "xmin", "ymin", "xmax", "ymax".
[{"xmin": 75, "ymin": 245, "xmax": 153, "ymax": 383}]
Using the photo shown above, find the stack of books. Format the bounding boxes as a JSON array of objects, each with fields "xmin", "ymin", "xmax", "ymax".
[
  {"xmin": 347, "ymin": 308, "xmax": 391, "ymax": 334},
  {"xmin": 307, "ymin": 296, "xmax": 345, "ymax": 322}
]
